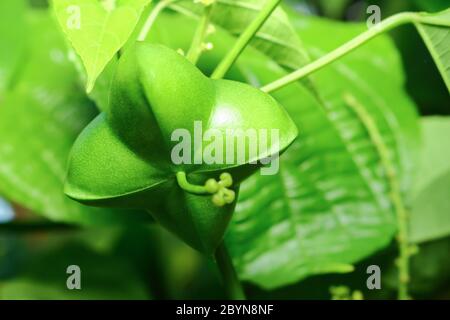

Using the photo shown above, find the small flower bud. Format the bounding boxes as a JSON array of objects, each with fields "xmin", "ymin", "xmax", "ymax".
[
  {"xmin": 222, "ymin": 189, "xmax": 235, "ymax": 204},
  {"xmin": 205, "ymin": 178, "xmax": 219, "ymax": 193},
  {"xmin": 219, "ymin": 172, "xmax": 233, "ymax": 188},
  {"xmin": 212, "ymin": 192, "xmax": 225, "ymax": 207}
]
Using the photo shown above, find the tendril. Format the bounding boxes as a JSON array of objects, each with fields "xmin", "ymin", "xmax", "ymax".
[{"xmin": 176, "ymin": 171, "xmax": 236, "ymax": 207}]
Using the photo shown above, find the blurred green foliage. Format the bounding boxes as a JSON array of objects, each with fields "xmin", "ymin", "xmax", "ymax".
[{"xmin": 0, "ymin": 0, "xmax": 449, "ymax": 300}]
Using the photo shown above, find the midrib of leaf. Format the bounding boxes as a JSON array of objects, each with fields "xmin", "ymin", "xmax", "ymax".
[
  {"xmin": 89, "ymin": 12, "xmax": 118, "ymax": 87},
  {"xmin": 344, "ymin": 93, "xmax": 410, "ymax": 299},
  {"xmin": 53, "ymin": 0, "xmax": 150, "ymax": 92}
]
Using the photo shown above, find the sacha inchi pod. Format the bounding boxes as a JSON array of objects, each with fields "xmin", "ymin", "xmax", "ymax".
[{"xmin": 64, "ymin": 43, "xmax": 298, "ymax": 255}]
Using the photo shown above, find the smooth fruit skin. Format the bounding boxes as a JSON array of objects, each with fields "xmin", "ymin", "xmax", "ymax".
[{"xmin": 65, "ymin": 43, "xmax": 298, "ymax": 254}]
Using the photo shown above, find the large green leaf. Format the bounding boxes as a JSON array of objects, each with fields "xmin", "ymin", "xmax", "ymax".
[
  {"xmin": 0, "ymin": 0, "xmax": 26, "ymax": 96},
  {"xmin": 415, "ymin": 9, "xmax": 450, "ymax": 91},
  {"xmin": 225, "ymin": 15, "xmax": 420, "ymax": 289},
  {"xmin": 147, "ymin": 12, "xmax": 420, "ymax": 289},
  {"xmin": 52, "ymin": 0, "xmax": 152, "ymax": 92},
  {"xmin": 170, "ymin": 0, "xmax": 309, "ymax": 70},
  {"xmin": 0, "ymin": 10, "xmax": 151, "ymax": 226},
  {"xmin": 409, "ymin": 117, "xmax": 450, "ymax": 243}
]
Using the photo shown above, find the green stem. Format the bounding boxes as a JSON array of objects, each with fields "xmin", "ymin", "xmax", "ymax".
[
  {"xmin": 261, "ymin": 12, "xmax": 421, "ymax": 93},
  {"xmin": 186, "ymin": 3, "xmax": 214, "ymax": 64},
  {"xmin": 138, "ymin": 0, "xmax": 178, "ymax": 42},
  {"xmin": 215, "ymin": 241, "xmax": 246, "ymax": 300},
  {"xmin": 210, "ymin": 0, "xmax": 282, "ymax": 79},
  {"xmin": 344, "ymin": 94, "xmax": 410, "ymax": 300},
  {"xmin": 176, "ymin": 171, "xmax": 208, "ymax": 194}
]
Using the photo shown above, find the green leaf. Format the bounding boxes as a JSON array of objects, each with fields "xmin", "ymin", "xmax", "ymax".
[
  {"xmin": 409, "ymin": 117, "xmax": 450, "ymax": 243},
  {"xmin": 415, "ymin": 9, "xmax": 450, "ymax": 91},
  {"xmin": 147, "ymin": 12, "xmax": 420, "ymax": 289},
  {"xmin": 0, "ymin": 0, "xmax": 27, "ymax": 95},
  {"xmin": 0, "ymin": 10, "xmax": 151, "ymax": 226},
  {"xmin": 231, "ymin": 17, "xmax": 419, "ymax": 288},
  {"xmin": 170, "ymin": 0, "xmax": 310, "ymax": 70},
  {"xmin": 52, "ymin": 0, "xmax": 152, "ymax": 92},
  {"xmin": 0, "ymin": 242, "xmax": 150, "ymax": 299}
]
